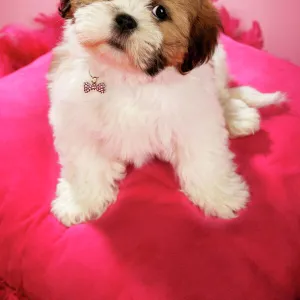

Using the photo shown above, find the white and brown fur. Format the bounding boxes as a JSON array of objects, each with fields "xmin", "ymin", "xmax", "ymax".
[{"xmin": 48, "ymin": 0, "xmax": 285, "ymax": 226}]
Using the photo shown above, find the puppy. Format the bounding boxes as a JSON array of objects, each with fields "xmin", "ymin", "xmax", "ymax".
[{"xmin": 48, "ymin": 0, "xmax": 274, "ymax": 226}]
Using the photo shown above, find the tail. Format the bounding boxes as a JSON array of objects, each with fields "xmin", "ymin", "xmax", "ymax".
[
  {"xmin": 212, "ymin": 43, "xmax": 287, "ymax": 108},
  {"xmin": 229, "ymin": 86, "xmax": 286, "ymax": 108}
]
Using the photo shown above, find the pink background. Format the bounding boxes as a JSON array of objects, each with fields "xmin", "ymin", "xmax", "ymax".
[
  {"xmin": 1, "ymin": 0, "xmax": 299, "ymax": 65},
  {"xmin": 219, "ymin": 0, "xmax": 300, "ymax": 66}
]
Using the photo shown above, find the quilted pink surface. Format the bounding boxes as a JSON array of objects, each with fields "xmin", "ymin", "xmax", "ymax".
[{"xmin": 1, "ymin": 35, "xmax": 300, "ymax": 300}]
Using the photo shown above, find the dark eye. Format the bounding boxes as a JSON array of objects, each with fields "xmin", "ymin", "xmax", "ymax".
[{"xmin": 152, "ymin": 5, "xmax": 168, "ymax": 21}]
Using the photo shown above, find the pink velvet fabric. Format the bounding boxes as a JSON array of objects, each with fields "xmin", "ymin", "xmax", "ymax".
[
  {"xmin": 1, "ymin": 35, "xmax": 300, "ymax": 299},
  {"xmin": 0, "ymin": 14, "xmax": 63, "ymax": 78}
]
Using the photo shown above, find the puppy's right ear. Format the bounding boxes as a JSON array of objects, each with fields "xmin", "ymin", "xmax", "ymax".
[{"xmin": 59, "ymin": 0, "xmax": 73, "ymax": 19}]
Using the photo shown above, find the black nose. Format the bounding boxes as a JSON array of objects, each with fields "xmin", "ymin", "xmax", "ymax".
[{"xmin": 115, "ymin": 14, "xmax": 137, "ymax": 32}]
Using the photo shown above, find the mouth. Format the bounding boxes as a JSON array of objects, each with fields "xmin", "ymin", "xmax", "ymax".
[
  {"xmin": 108, "ymin": 39, "xmax": 125, "ymax": 51},
  {"xmin": 108, "ymin": 37, "xmax": 166, "ymax": 77},
  {"xmin": 145, "ymin": 53, "xmax": 166, "ymax": 77},
  {"xmin": 109, "ymin": 24, "xmax": 134, "ymax": 51}
]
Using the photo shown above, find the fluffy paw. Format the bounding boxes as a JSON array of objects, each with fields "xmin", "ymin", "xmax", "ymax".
[
  {"xmin": 184, "ymin": 173, "xmax": 249, "ymax": 219},
  {"xmin": 225, "ymin": 99, "xmax": 260, "ymax": 138},
  {"xmin": 51, "ymin": 179, "xmax": 115, "ymax": 226}
]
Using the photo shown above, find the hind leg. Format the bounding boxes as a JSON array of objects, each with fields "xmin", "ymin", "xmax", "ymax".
[{"xmin": 223, "ymin": 98, "xmax": 260, "ymax": 138}]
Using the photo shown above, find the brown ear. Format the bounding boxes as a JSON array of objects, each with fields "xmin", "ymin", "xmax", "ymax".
[
  {"xmin": 178, "ymin": 0, "xmax": 222, "ymax": 74},
  {"xmin": 59, "ymin": 0, "xmax": 73, "ymax": 19}
]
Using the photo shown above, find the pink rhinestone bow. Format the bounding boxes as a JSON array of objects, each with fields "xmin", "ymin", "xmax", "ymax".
[{"xmin": 84, "ymin": 81, "xmax": 106, "ymax": 94}]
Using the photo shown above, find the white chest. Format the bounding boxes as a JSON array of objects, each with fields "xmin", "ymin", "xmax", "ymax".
[{"xmin": 50, "ymin": 61, "xmax": 218, "ymax": 166}]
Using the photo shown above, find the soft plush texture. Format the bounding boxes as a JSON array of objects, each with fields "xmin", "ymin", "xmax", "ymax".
[
  {"xmin": 1, "ymin": 34, "xmax": 300, "ymax": 300},
  {"xmin": 0, "ymin": 13, "xmax": 63, "ymax": 79}
]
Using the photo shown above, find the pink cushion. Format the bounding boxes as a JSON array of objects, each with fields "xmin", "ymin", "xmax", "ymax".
[{"xmin": 1, "ymin": 35, "xmax": 300, "ymax": 300}]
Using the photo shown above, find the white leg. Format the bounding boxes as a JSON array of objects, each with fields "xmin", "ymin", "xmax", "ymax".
[
  {"xmin": 51, "ymin": 145, "xmax": 125, "ymax": 226},
  {"xmin": 223, "ymin": 98, "xmax": 260, "ymax": 137},
  {"xmin": 174, "ymin": 127, "xmax": 249, "ymax": 219},
  {"xmin": 222, "ymin": 85, "xmax": 286, "ymax": 138}
]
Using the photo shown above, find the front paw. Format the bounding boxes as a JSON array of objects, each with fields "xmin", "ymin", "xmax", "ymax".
[
  {"xmin": 184, "ymin": 173, "xmax": 249, "ymax": 219},
  {"xmin": 51, "ymin": 179, "xmax": 115, "ymax": 226},
  {"xmin": 51, "ymin": 195, "xmax": 92, "ymax": 227}
]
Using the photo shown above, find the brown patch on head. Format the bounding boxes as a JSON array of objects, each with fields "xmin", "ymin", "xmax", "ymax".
[
  {"xmin": 157, "ymin": 0, "xmax": 221, "ymax": 73},
  {"xmin": 59, "ymin": 0, "xmax": 100, "ymax": 18},
  {"xmin": 59, "ymin": 0, "xmax": 73, "ymax": 18},
  {"xmin": 156, "ymin": 0, "xmax": 190, "ymax": 67}
]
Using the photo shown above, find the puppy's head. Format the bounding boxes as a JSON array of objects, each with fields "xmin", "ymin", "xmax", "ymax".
[{"xmin": 59, "ymin": 0, "xmax": 221, "ymax": 76}]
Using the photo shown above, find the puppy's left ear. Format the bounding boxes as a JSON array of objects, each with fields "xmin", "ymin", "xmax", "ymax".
[
  {"xmin": 59, "ymin": 0, "xmax": 73, "ymax": 19},
  {"xmin": 178, "ymin": 0, "xmax": 222, "ymax": 74}
]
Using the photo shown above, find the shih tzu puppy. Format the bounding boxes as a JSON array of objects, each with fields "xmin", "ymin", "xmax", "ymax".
[{"xmin": 48, "ymin": 0, "xmax": 284, "ymax": 226}]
